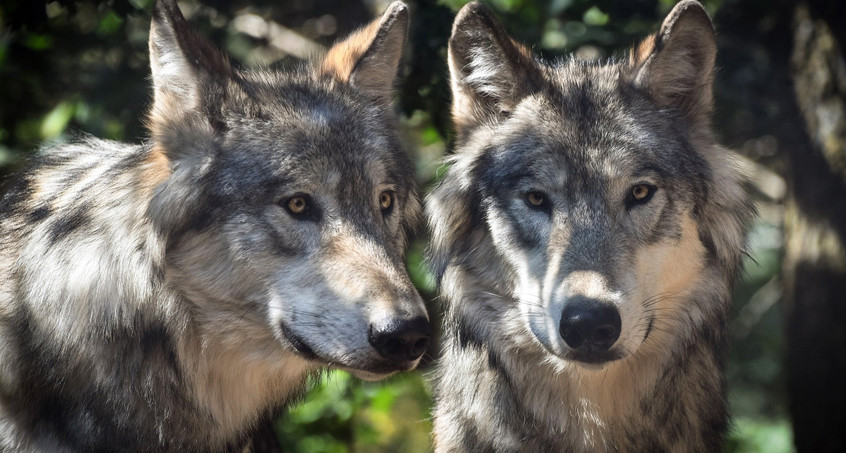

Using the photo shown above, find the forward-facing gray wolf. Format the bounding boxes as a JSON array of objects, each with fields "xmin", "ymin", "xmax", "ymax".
[
  {"xmin": 0, "ymin": 0, "xmax": 430, "ymax": 450},
  {"xmin": 428, "ymin": 1, "xmax": 754, "ymax": 450}
]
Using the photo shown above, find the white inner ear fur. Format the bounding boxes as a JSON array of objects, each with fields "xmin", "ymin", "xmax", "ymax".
[
  {"xmin": 149, "ymin": 22, "xmax": 202, "ymax": 114},
  {"xmin": 151, "ymin": 36, "xmax": 193, "ymax": 100},
  {"xmin": 462, "ymin": 45, "xmax": 516, "ymax": 99}
]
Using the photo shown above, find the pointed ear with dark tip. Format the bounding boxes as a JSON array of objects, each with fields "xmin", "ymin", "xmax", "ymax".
[
  {"xmin": 148, "ymin": 0, "xmax": 231, "ymax": 150},
  {"xmin": 629, "ymin": 0, "xmax": 717, "ymax": 125},
  {"xmin": 320, "ymin": 1, "xmax": 409, "ymax": 103},
  {"xmin": 448, "ymin": 1, "xmax": 543, "ymax": 136}
]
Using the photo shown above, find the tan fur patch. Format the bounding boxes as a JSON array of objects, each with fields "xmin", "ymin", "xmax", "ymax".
[
  {"xmin": 320, "ymin": 20, "xmax": 382, "ymax": 83},
  {"xmin": 186, "ymin": 337, "xmax": 313, "ymax": 441},
  {"xmin": 635, "ymin": 215, "xmax": 707, "ymax": 301},
  {"xmin": 142, "ymin": 145, "xmax": 172, "ymax": 190},
  {"xmin": 319, "ymin": 2, "xmax": 407, "ymax": 102},
  {"xmin": 320, "ymin": 230, "xmax": 410, "ymax": 312},
  {"xmin": 509, "ymin": 37, "xmax": 536, "ymax": 63},
  {"xmin": 630, "ymin": 33, "xmax": 656, "ymax": 67}
]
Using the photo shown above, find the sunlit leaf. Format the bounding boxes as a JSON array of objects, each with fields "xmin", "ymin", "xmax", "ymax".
[
  {"xmin": 0, "ymin": 145, "xmax": 14, "ymax": 166},
  {"xmin": 583, "ymin": 6, "xmax": 609, "ymax": 26},
  {"xmin": 40, "ymin": 101, "xmax": 75, "ymax": 139},
  {"xmin": 726, "ymin": 417, "xmax": 793, "ymax": 453}
]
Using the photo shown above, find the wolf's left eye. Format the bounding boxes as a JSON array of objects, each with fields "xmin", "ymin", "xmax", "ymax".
[
  {"xmin": 627, "ymin": 184, "xmax": 656, "ymax": 207},
  {"xmin": 525, "ymin": 191, "xmax": 549, "ymax": 211},
  {"xmin": 379, "ymin": 191, "xmax": 394, "ymax": 214},
  {"xmin": 288, "ymin": 197, "xmax": 307, "ymax": 213},
  {"xmin": 282, "ymin": 194, "xmax": 312, "ymax": 219}
]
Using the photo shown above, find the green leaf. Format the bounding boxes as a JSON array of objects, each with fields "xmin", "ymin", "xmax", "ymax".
[
  {"xmin": 583, "ymin": 7, "xmax": 609, "ymax": 26},
  {"xmin": 40, "ymin": 101, "xmax": 76, "ymax": 139},
  {"xmin": 97, "ymin": 10, "xmax": 124, "ymax": 36},
  {"xmin": 725, "ymin": 417, "xmax": 793, "ymax": 453},
  {"xmin": 24, "ymin": 34, "xmax": 54, "ymax": 51}
]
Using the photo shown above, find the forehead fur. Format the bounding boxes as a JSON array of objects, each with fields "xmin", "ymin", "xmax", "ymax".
[
  {"xmin": 463, "ymin": 57, "xmax": 707, "ymax": 191},
  {"xmin": 152, "ymin": 66, "xmax": 414, "ymax": 219},
  {"xmin": 219, "ymin": 68, "xmax": 407, "ymax": 165},
  {"xmin": 227, "ymin": 67, "xmax": 392, "ymax": 134}
]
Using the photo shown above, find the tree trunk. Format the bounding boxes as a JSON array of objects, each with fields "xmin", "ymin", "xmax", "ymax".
[{"xmin": 784, "ymin": 3, "xmax": 846, "ymax": 452}]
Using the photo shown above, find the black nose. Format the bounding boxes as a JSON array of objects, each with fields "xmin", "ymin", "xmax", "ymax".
[
  {"xmin": 369, "ymin": 317, "xmax": 431, "ymax": 363},
  {"xmin": 559, "ymin": 298, "xmax": 621, "ymax": 353}
]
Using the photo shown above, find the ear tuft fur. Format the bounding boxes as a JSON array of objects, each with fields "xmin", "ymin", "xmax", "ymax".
[
  {"xmin": 320, "ymin": 1, "xmax": 409, "ymax": 103},
  {"xmin": 447, "ymin": 2, "xmax": 543, "ymax": 138},
  {"xmin": 629, "ymin": 0, "xmax": 717, "ymax": 125},
  {"xmin": 148, "ymin": 0, "xmax": 231, "ymax": 158}
]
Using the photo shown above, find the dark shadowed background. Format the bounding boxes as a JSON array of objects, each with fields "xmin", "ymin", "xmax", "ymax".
[{"xmin": 1, "ymin": 0, "xmax": 844, "ymax": 451}]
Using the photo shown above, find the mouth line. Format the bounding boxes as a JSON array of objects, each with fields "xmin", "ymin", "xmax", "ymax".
[
  {"xmin": 538, "ymin": 340, "xmax": 626, "ymax": 365},
  {"xmin": 278, "ymin": 323, "xmax": 419, "ymax": 375},
  {"xmin": 564, "ymin": 349, "xmax": 626, "ymax": 365},
  {"xmin": 338, "ymin": 365, "xmax": 400, "ymax": 381},
  {"xmin": 279, "ymin": 322, "xmax": 318, "ymax": 360},
  {"xmin": 643, "ymin": 315, "xmax": 655, "ymax": 341},
  {"xmin": 335, "ymin": 356, "xmax": 419, "ymax": 376}
]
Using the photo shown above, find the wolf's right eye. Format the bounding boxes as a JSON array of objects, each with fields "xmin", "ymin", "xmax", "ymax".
[
  {"xmin": 379, "ymin": 191, "xmax": 394, "ymax": 214},
  {"xmin": 626, "ymin": 184, "xmax": 656, "ymax": 208},
  {"xmin": 526, "ymin": 191, "xmax": 546, "ymax": 208}
]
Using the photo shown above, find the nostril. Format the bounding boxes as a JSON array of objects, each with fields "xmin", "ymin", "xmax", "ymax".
[
  {"xmin": 410, "ymin": 337, "xmax": 429, "ymax": 357},
  {"xmin": 592, "ymin": 325, "xmax": 618, "ymax": 348},
  {"xmin": 369, "ymin": 317, "xmax": 431, "ymax": 362},
  {"xmin": 561, "ymin": 328, "xmax": 585, "ymax": 350},
  {"xmin": 381, "ymin": 338, "xmax": 404, "ymax": 357}
]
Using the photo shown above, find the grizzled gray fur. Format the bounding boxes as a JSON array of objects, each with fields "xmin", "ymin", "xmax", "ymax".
[
  {"xmin": 0, "ymin": 0, "xmax": 430, "ymax": 451},
  {"xmin": 427, "ymin": 1, "xmax": 754, "ymax": 451}
]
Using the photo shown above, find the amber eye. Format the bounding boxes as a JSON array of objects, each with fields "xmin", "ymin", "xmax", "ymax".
[
  {"xmin": 627, "ymin": 184, "xmax": 656, "ymax": 208},
  {"xmin": 379, "ymin": 191, "xmax": 394, "ymax": 212},
  {"xmin": 286, "ymin": 196, "xmax": 308, "ymax": 215},
  {"xmin": 631, "ymin": 184, "xmax": 651, "ymax": 201},
  {"xmin": 526, "ymin": 191, "xmax": 546, "ymax": 207}
]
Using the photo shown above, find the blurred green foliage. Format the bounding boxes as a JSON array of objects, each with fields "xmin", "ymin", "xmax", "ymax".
[
  {"xmin": 0, "ymin": 0, "xmax": 795, "ymax": 451},
  {"xmin": 277, "ymin": 371, "xmax": 433, "ymax": 452}
]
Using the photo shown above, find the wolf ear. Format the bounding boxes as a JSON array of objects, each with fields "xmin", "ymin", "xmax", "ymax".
[
  {"xmin": 448, "ymin": 2, "xmax": 543, "ymax": 137},
  {"xmin": 148, "ymin": 0, "xmax": 231, "ymax": 150},
  {"xmin": 320, "ymin": 1, "xmax": 409, "ymax": 103},
  {"xmin": 629, "ymin": 0, "xmax": 716, "ymax": 124}
]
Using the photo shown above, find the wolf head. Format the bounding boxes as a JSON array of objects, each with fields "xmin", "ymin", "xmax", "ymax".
[
  {"xmin": 429, "ymin": 1, "xmax": 750, "ymax": 367},
  {"xmin": 145, "ymin": 0, "xmax": 428, "ymax": 379}
]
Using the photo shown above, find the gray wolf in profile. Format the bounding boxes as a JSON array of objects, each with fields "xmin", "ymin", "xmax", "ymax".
[
  {"xmin": 0, "ymin": 0, "xmax": 430, "ymax": 450},
  {"xmin": 428, "ymin": 1, "xmax": 754, "ymax": 451}
]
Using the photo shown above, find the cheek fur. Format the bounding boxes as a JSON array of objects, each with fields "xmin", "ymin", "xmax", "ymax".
[
  {"xmin": 630, "ymin": 214, "xmax": 707, "ymax": 336},
  {"xmin": 634, "ymin": 215, "xmax": 706, "ymax": 298},
  {"xmin": 486, "ymin": 199, "xmax": 550, "ymax": 253}
]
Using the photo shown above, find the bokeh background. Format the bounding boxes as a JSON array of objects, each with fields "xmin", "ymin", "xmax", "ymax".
[{"xmin": 1, "ymin": 0, "xmax": 844, "ymax": 451}]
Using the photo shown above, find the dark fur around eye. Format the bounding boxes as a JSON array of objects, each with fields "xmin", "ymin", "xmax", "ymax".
[
  {"xmin": 524, "ymin": 190, "xmax": 551, "ymax": 213},
  {"xmin": 625, "ymin": 184, "xmax": 657, "ymax": 209},
  {"xmin": 280, "ymin": 194, "xmax": 321, "ymax": 221},
  {"xmin": 380, "ymin": 191, "xmax": 395, "ymax": 216}
]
